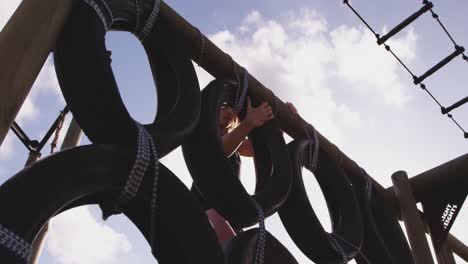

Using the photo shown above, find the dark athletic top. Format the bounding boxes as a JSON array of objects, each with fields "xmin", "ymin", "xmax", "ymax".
[{"xmin": 191, "ymin": 152, "xmax": 241, "ymax": 211}]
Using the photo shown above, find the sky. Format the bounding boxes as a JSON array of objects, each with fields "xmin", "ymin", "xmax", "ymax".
[{"xmin": 1, "ymin": 0, "xmax": 468, "ymax": 263}]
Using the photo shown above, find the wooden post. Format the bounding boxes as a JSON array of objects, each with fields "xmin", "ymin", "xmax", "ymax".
[
  {"xmin": 0, "ymin": 0, "xmax": 72, "ymax": 146},
  {"xmin": 392, "ymin": 171, "xmax": 434, "ymax": 264},
  {"xmin": 434, "ymin": 240, "xmax": 456, "ymax": 264},
  {"xmin": 28, "ymin": 118, "xmax": 82, "ymax": 264},
  {"xmin": 448, "ymin": 233, "xmax": 468, "ymax": 262}
]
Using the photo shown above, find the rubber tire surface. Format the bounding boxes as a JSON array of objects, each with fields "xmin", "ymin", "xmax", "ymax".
[
  {"xmin": 350, "ymin": 172, "xmax": 414, "ymax": 264},
  {"xmin": 278, "ymin": 137, "xmax": 364, "ymax": 263},
  {"xmin": 54, "ymin": 1, "xmax": 200, "ymax": 157},
  {"xmin": 182, "ymin": 79, "xmax": 292, "ymax": 228},
  {"xmin": 0, "ymin": 145, "xmax": 224, "ymax": 264},
  {"xmin": 224, "ymin": 228, "xmax": 298, "ymax": 264}
]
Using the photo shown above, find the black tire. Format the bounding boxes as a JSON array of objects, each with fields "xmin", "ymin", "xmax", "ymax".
[
  {"xmin": 0, "ymin": 145, "xmax": 224, "ymax": 264},
  {"xmin": 278, "ymin": 136, "xmax": 364, "ymax": 263},
  {"xmin": 224, "ymin": 228, "xmax": 298, "ymax": 264},
  {"xmin": 54, "ymin": 1, "xmax": 200, "ymax": 157},
  {"xmin": 182, "ymin": 79, "xmax": 292, "ymax": 228}
]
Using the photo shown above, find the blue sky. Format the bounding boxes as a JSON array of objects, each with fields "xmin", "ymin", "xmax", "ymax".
[{"xmin": 1, "ymin": 0, "xmax": 468, "ymax": 263}]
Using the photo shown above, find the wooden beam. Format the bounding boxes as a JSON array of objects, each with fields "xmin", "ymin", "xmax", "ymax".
[
  {"xmin": 0, "ymin": 0, "xmax": 72, "ymax": 146},
  {"xmin": 386, "ymin": 154, "xmax": 468, "ymax": 203},
  {"xmin": 448, "ymin": 233, "xmax": 468, "ymax": 262},
  {"xmin": 434, "ymin": 240, "xmax": 456, "ymax": 264},
  {"xmin": 392, "ymin": 171, "xmax": 434, "ymax": 264}
]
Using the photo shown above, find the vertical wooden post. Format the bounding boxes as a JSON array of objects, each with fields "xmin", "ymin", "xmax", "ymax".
[
  {"xmin": 433, "ymin": 240, "xmax": 456, "ymax": 264},
  {"xmin": 392, "ymin": 171, "xmax": 435, "ymax": 264},
  {"xmin": 28, "ymin": 118, "xmax": 82, "ymax": 264},
  {"xmin": 0, "ymin": 0, "xmax": 72, "ymax": 147}
]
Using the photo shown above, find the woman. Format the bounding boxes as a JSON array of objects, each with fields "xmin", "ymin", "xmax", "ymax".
[{"xmin": 201, "ymin": 97, "xmax": 297, "ymax": 244}]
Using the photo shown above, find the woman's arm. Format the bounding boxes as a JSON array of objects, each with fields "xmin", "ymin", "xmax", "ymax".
[
  {"xmin": 223, "ymin": 100, "xmax": 298, "ymax": 157},
  {"xmin": 222, "ymin": 97, "xmax": 273, "ymax": 157},
  {"xmin": 222, "ymin": 122, "xmax": 254, "ymax": 157},
  {"xmin": 237, "ymin": 138, "xmax": 254, "ymax": 157}
]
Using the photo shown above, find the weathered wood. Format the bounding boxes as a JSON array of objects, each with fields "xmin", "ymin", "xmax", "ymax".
[
  {"xmin": 0, "ymin": 0, "xmax": 72, "ymax": 146},
  {"xmin": 392, "ymin": 171, "xmax": 434, "ymax": 264},
  {"xmin": 434, "ymin": 240, "xmax": 456, "ymax": 264},
  {"xmin": 386, "ymin": 154, "xmax": 468, "ymax": 203},
  {"xmin": 448, "ymin": 233, "xmax": 468, "ymax": 262}
]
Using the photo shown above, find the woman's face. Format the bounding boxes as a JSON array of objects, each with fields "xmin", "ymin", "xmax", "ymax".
[{"xmin": 219, "ymin": 104, "xmax": 236, "ymax": 128}]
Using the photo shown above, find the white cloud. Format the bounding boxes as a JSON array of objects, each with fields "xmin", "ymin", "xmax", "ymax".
[
  {"xmin": 47, "ymin": 206, "xmax": 132, "ymax": 264},
  {"xmin": 16, "ymin": 96, "xmax": 40, "ymax": 126},
  {"xmin": 331, "ymin": 25, "xmax": 417, "ymax": 107},
  {"xmin": 0, "ymin": 132, "xmax": 16, "ymax": 161},
  {"xmin": 32, "ymin": 57, "xmax": 64, "ymax": 102}
]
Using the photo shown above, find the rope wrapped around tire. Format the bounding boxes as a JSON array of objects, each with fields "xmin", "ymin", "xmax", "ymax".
[
  {"xmin": 223, "ymin": 228, "xmax": 298, "ymax": 264},
  {"xmin": 0, "ymin": 145, "xmax": 224, "ymax": 264},
  {"xmin": 278, "ymin": 136, "xmax": 364, "ymax": 263},
  {"xmin": 182, "ymin": 79, "xmax": 292, "ymax": 228},
  {"xmin": 54, "ymin": 0, "xmax": 200, "ymax": 157}
]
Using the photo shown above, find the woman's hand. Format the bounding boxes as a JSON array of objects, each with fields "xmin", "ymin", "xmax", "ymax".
[
  {"xmin": 244, "ymin": 97, "xmax": 274, "ymax": 129},
  {"xmin": 286, "ymin": 102, "xmax": 297, "ymax": 115}
]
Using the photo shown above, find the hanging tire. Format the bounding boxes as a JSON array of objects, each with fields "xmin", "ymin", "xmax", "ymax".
[
  {"xmin": 54, "ymin": 0, "xmax": 200, "ymax": 157},
  {"xmin": 349, "ymin": 171, "xmax": 414, "ymax": 264},
  {"xmin": 0, "ymin": 145, "xmax": 224, "ymax": 264},
  {"xmin": 182, "ymin": 79, "xmax": 292, "ymax": 228},
  {"xmin": 278, "ymin": 136, "xmax": 364, "ymax": 263},
  {"xmin": 224, "ymin": 228, "xmax": 298, "ymax": 264}
]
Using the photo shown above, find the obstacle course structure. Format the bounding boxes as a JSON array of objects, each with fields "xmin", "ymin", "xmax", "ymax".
[{"xmin": 0, "ymin": 0, "xmax": 467, "ymax": 263}]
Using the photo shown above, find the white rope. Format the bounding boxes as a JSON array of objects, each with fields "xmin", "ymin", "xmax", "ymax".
[
  {"xmin": 108, "ymin": 122, "xmax": 160, "ymax": 253},
  {"xmin": 235, "ymin": 68, "xmax": 250, "ymax": 114},
  {"xmin": 145, "ymin": 128, "xmax": 160, "ymax": 250},
  {"xmin": 112, "ymin": 122, "xmax": 152, "ymax": 212},
  {"xmin": 304, "ymin": 125, "xmax": 319, "ymax": 172},
  {"xmin": 137, "ymin": 0, "xmax": 161, "ymax": 41}
]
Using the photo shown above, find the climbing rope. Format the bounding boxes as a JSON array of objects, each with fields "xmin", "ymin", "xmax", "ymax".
[
  {"xmin": 146, "ymin": 128, "xmax": 160, "ymax": 251},
  {"xmin": 137, "ymin": 0, "xmax": 161, "ymax": 41},
  {"xmin": 230, "ymin": 65, "xmax": 266, "ymax": 263},
  {"xmin": 251, "ymin": 198, "xmax": 266, "ymax": 264},
  {"xmin": 235, "ymin": 68, "xmax": 250, "ymax": 114},
  {"xmin": 303, "ymin": 125, "xmax": 319, "ymax": 172},
  {"xmin": 344, "ymin": 0, "xmax": 468, "ymax": 139},
  {"xmin": 0, "ymin": 224, "xmax": 31, "ymax": 262},
  {"xmin": 110, "ymin": 122, "xmax": 151, "ymax": 215},
  {"xmin": 50, "ymin": 108, "xmax": 67, "ymax": 153},
  {"xmin": 105, "ymin": 121, "xmax": 160, "ymax": 252}
]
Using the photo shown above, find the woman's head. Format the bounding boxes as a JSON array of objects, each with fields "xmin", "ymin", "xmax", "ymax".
[{"xmin": 219, "ymin": 102, "xmax": 238, "ymax": 130}]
